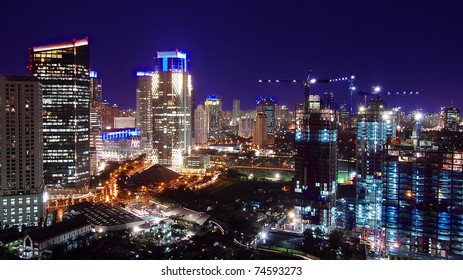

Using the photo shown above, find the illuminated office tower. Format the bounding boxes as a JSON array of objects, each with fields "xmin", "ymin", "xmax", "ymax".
[
  {"xmin": 194, "ymin": 104, "xmax": 208, "ymax": 145},
  {"xmin": 205, "ymin": 95, "xmax": 222, "ymax": 139},
  {"xmin": 30, "ymin": 38, "xmax": 90, "ymax": 190},
  {"xmin": 253, "ymin": 112, "xmax": 268, "ymax": 147},
  {"xmin": 383, "ymin": 143, "xmax": 463, "ymax": 258},
  {"xmin": 0, "ymin": 76, "xmax": 44, "ymax": 228},
  {"xmin": 294, "ymin": 95, "xmax": 337, "ymax": 234},
  {"xmin": 256, "ymin": 97, "xmax": 276, "ymax": 135},
  {"xmin": 136, "ymin": 71, "xmax": 154, "ymax": 153},
  {"xmin": 443, "ymin": 107, "xmax": 460, "ymax": 131},
  {"xmin": 89, "ymin": 71, "xmax": 102, "ymax": 175},
  {"xmin": 151, "ymin": 51, "xmax": 192, "ymax": 167},
  {"xmin": 355, "ymin": 99, "xmax": 396, "ymax": 234}
]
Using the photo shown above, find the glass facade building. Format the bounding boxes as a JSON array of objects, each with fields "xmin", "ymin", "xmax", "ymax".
[
  {"xmin": 151, "ymin": 51, "xmax": 192, "ymax": 167},
  {"xmin": 30, "ymin": 39, "xmax": 90, "ymax": 190},
  {"xmin": 383, "ymin": 143, "xmax": 463, "ymax": 258}
]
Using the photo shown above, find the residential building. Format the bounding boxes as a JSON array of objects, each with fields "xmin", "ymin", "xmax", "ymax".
[
  {"xmin": 0, "ymin": 76, "xmax": 44, "ymax": 228},
  {"xmin": 194, "ymin": 104, "xmax": 208, "ymax": 145}
]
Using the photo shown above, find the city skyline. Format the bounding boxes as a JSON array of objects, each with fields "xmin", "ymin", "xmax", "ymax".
[
  {"xmin": 1, "ymin": 1, "xmax": 462, "ymax": 112},
  {"xmin": 2, "ymin": 0, "xmax": 463, "ymax": 264}
]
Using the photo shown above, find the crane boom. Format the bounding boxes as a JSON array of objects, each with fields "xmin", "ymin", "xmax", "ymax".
[{"xmin": 259, "ymin": 73, "xmax": 357, "ymax": 115}]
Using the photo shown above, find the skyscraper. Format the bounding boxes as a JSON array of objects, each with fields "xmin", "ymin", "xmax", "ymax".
[
  {"xmin": 205, "ymin": 95, "xmax": 222, "ymax": 139},
  {"xmin": 238, "ymin": 116, "xmax": 253, "ymax": 138},
  {"xmin": 136, "ymin": 71, "xmax": 154, "ymax": 154},
  {"xmin": 0, "ymin": 76, "xmax": 44, "ymax": 228},
  {"xmin": 194, "ymin": 104, "xmax": 208, "ymax": 145},
  {"xmin": 355, "ymin": 99, "xmax": 396, "ymax": 235},
  {"xmin": 275, "ymin": 105, "xmax": 291, "ymax": 131},
  {"xmin": 232, "ymin": 99, "xmax": 240, "ymax": 120},
  {"xmin": 89, "ymin": 71, "xmax": 103, "ymax": 176},
  {"xmin": 151, "ymin": 51, "xmax": 192, "ymax": 167},
  {"xmin": 252, "ymin": 112, "xmax": 268, "ymax": 147},
  {"xmin": 30, "ymin": 38, "xmax": 90, "ymax": 190},
  {"xmin": 443, "ymin": 107, "xmax": 460, "ymax": 131},
  {"xmin": 294, "ymin": 94, "xmax": 337, "ymax": 234},
  {"xmin": 256, "ymin": 97, "xmax": 276, "ymax": 135},
  {"xmin": 383, "ymin": 142, "xmax": 463, "ymax": 258}
]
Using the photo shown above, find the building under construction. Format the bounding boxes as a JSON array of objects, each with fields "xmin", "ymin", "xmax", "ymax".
[
  {"xmin": 294, "ymin": 94, "xmax": 338, "ymax": 235},
  {"xmin": 383, "ymin": 142, "xmax": 463, "ymax": 258}
]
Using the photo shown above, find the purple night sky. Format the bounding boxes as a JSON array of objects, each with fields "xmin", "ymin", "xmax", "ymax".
[{"xmin": 1, "ymin": 0, "xmax": 462, "ymax": 112}]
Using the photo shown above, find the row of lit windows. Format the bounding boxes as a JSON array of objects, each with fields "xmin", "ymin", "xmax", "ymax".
[{"xmin": 2, "ymin": 197, "xmax": 38, "ymax": 206}]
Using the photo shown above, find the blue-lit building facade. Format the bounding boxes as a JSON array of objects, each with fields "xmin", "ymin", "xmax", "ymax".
[
  {"xmin": 30, "ymin": 39, "xmax": 90, "ymax": 190},
  {"xmin": 383, "ymin": 143, "xmax": 463, "ymax": 258},
  {"xmin": 355, "ymin": 99, "xmax": 396, "ymax": 234},
  {"xmin": 99, "ymin": 128, "xmax": 142, "ymax": 162},
  {"xmin": 151, "ymin": 51, "xmax": 192, "ymax": 167},
  {"xmin": 294, "ymin": 95, "xmax": 338, "ymax": 234}
]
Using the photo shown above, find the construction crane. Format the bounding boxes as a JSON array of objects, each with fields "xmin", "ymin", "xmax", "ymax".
[
  {"xmin": 258, "ymin": 72, "xmax": 357, "ymax": 114},
  {"xmin": 358, "ymin": 86, "xmax": 419, "ymax": 106}
]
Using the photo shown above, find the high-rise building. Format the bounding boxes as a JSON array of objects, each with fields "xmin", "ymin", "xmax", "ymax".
[
  {"xmin": 89, "ymin": 71, "xmax": 103, "ymax": 176},
  {"xmin": 383, "ymin": 143, "xmax": 463, "ymax": 258},
  {"xmin": 205, "ymin": 95, "xmax": 222, "ymax": 139},
  {"xmin": 136, "ymin": 71, "xmax": 154, "ymax": 153},
  {"xmin": 30, "ymin": 38, "xmax": 90, "ymax": 190},
  {"xmin": 238, "ymin": 116, "xmax": 253, "ymax": 138},
  {"xmin": 232, "ymin": 99, "xmax": 240, "ymax": 120},
  {"xmin": 443, "ymin": 107, "xmax": 460, "ymax": 131},
  {"xmin": 100, "ymin": 102, "xmax": 121, "ymax": 130},
  {"xmin": 194, "ymin": 104, "xmax": 208, "ymax": 145},
  {"xmin": 253, "ymin": 112, "xmax": 268, "ymax": 147},
  {"xmin": 256, "ymin": 97, "xmax": 276, "ymax": 135},
  {"xmin": 275, "ymin": 105, "xmax": 291, "ymax": 131},
  {"xmin": 294, "ymin": 95, "xmax": 337, "ymax": 234},
  {"xmin": 338, "ymin": 103, "xmax": 350, "ymax": 130},
  {"xmin": 0, "ymin": 76, "xmax": 44, "ymax": 228},
  {"xmin": 355, "ymin": 99, "xmax": 396, "ymax": 234},
  {"xmin": 151, "ymin": 51, "xmax": 192, "ymax": 167},
  {"xmin": 89, "ymin": 70, "xmax": 102, "ymax": 102}
]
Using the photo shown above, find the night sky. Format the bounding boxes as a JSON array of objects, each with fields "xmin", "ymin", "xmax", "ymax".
[{"xmin": 1, "ymin": 0, "xmax": 462, "ymax": 112}]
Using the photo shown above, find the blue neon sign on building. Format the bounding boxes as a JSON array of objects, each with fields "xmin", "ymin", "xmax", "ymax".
[{"xmin": 101, "ymin": 128, "xmax": 141, "ymax": 141}]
